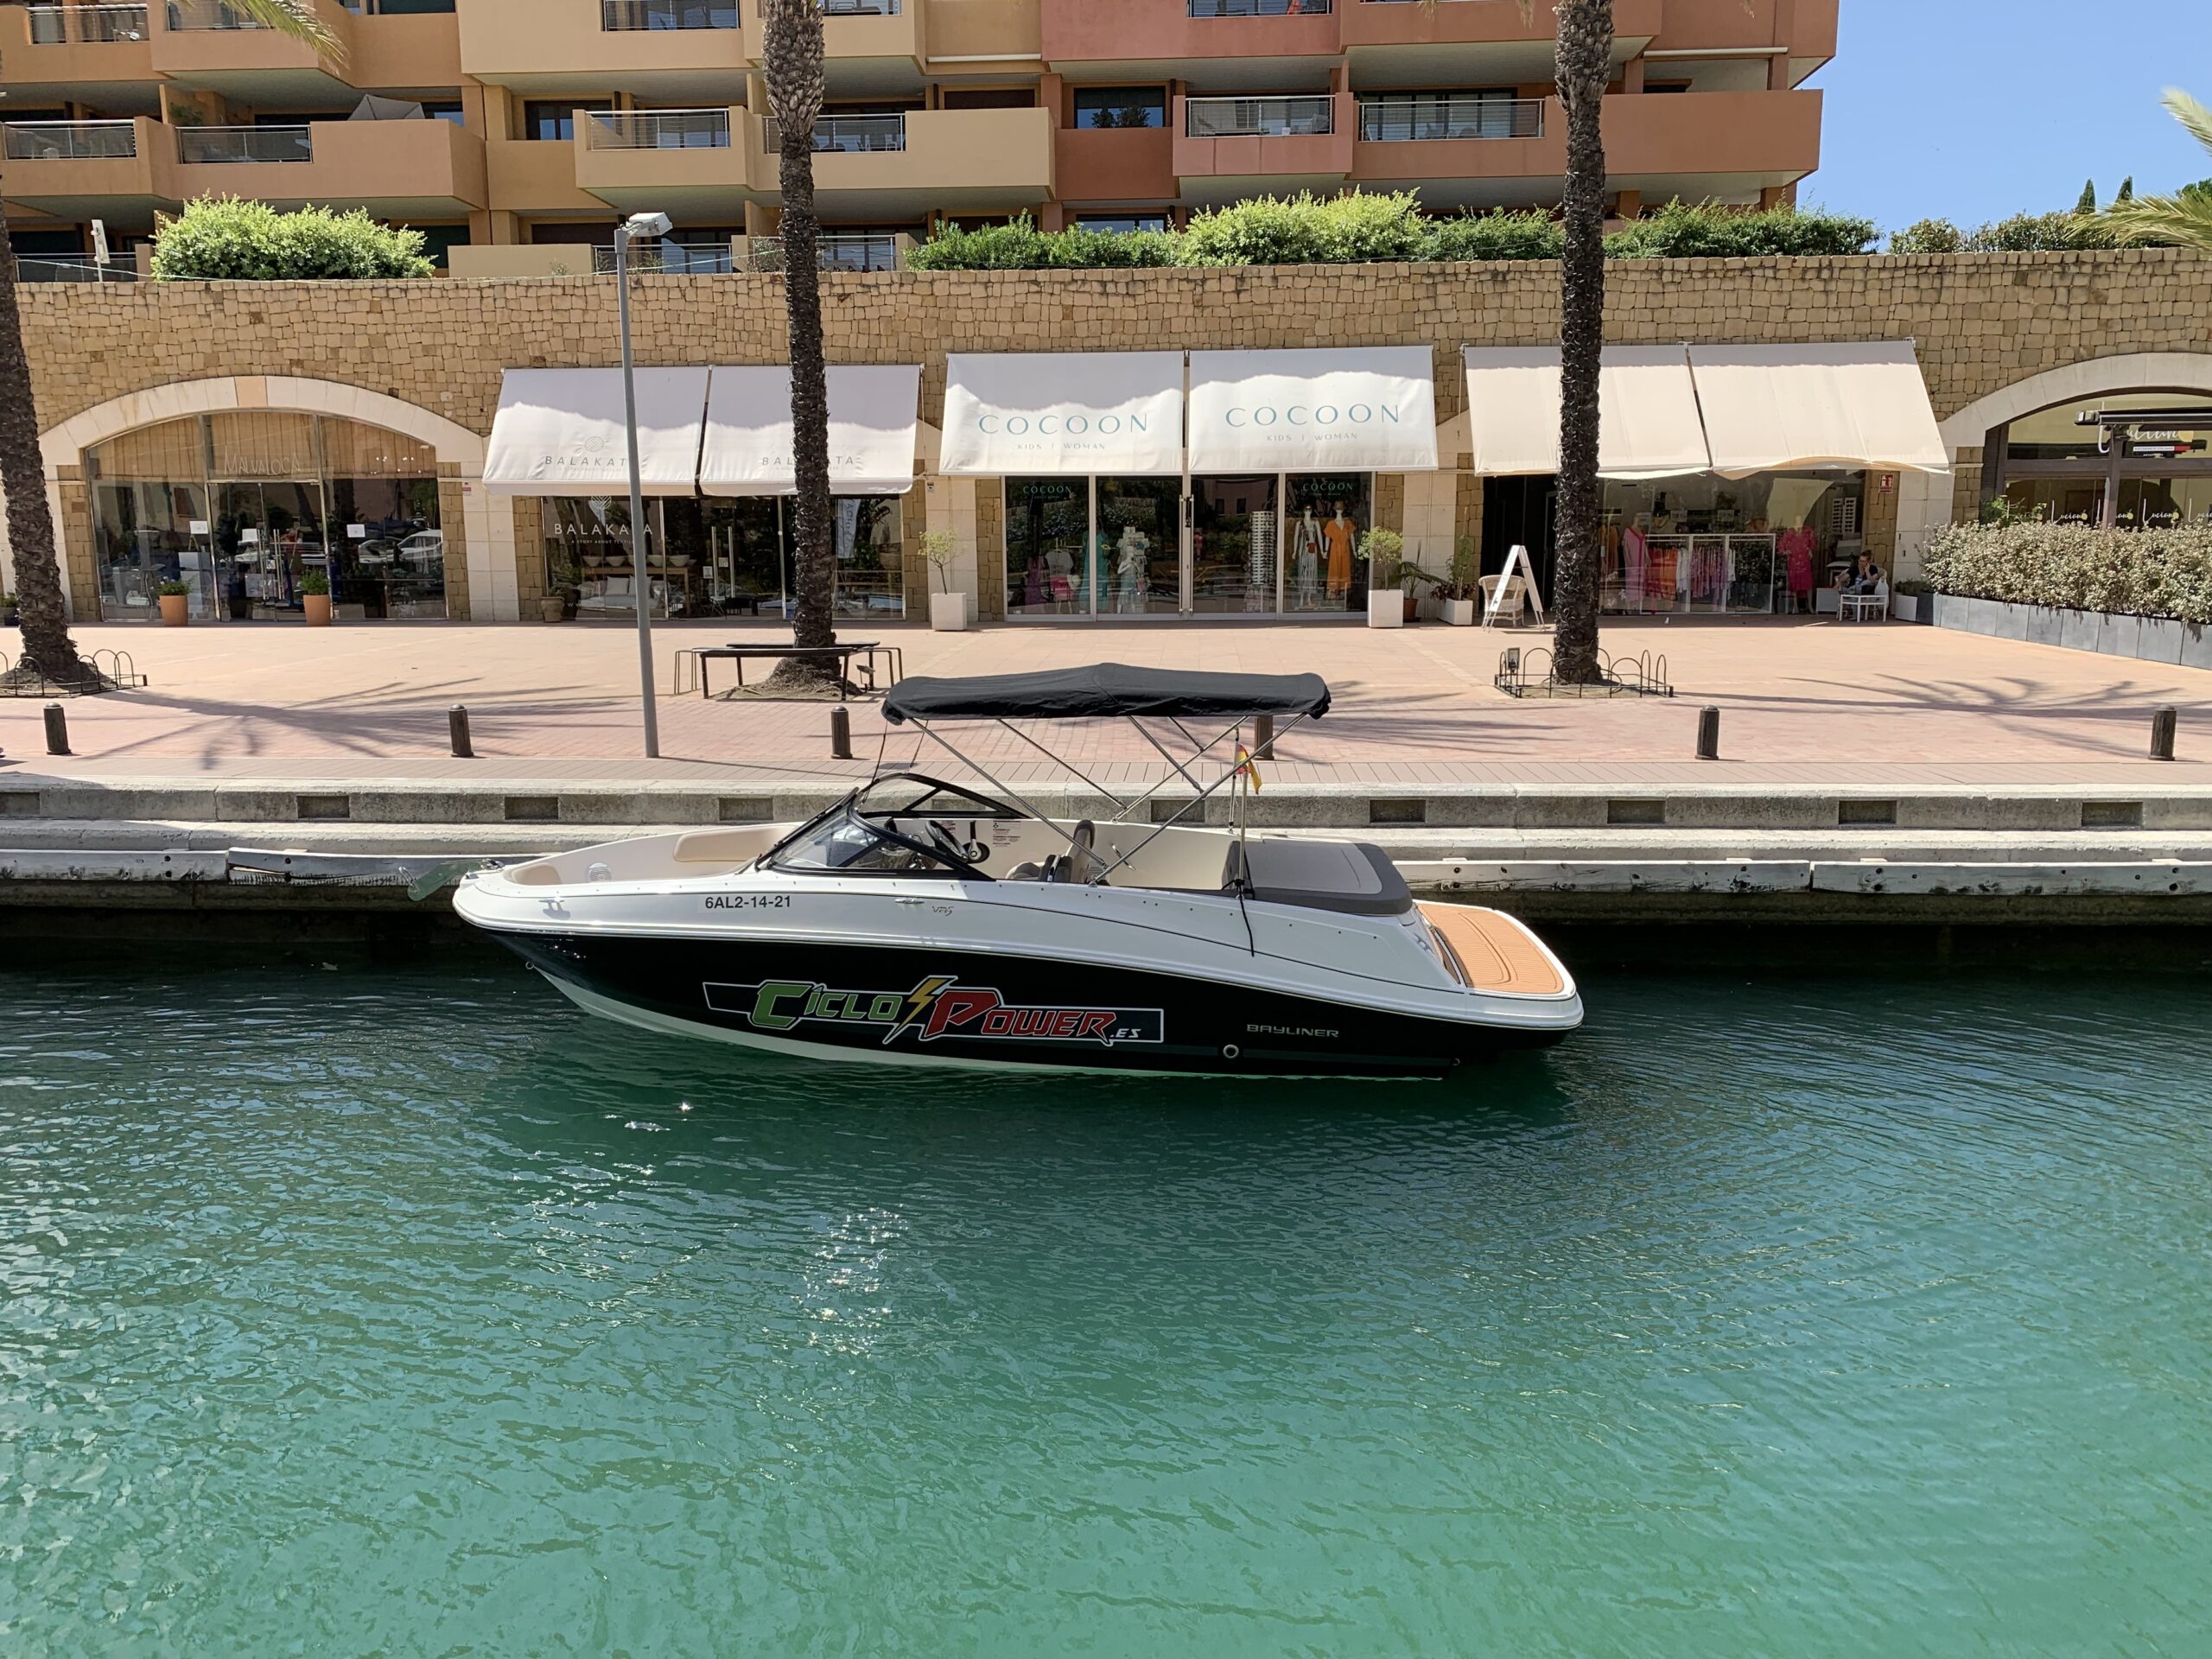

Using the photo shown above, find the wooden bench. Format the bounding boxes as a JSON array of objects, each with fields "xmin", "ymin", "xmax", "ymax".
[{"xmin": 674, "ymin": 641, "xmax": 905, "ymax": 701}]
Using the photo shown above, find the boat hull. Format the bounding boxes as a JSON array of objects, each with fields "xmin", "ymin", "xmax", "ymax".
[{"xmin": 493, "ymin": 930, "xmax": 1567, "ymax": 1079}]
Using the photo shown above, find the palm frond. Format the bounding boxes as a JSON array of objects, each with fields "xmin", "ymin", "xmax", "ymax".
[
  {"xmin": 2162, "ymin": 88, "xmax": 2212, "ymax": 158},
  {"xmin": 227, "ymin": 0, "xmax": 342, "ymax": 62},
  {"xmin": 2103, "ymin": 194, "xmax": 2212, "ymax": 251}
]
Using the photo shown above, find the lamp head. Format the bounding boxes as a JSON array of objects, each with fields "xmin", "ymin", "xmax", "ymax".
[{"xmin": 624, "ymin": 211, "xmax": 673, "ymax": 241}]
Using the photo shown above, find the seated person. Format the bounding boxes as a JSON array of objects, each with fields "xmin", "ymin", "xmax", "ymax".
[{"xmin": 1840, "ymin": 553, "xmax": 1886, "ymax": 595}]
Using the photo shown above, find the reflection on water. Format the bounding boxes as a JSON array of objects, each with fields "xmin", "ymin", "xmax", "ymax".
[{"xmin": 3, "ymin": 956, "xmax": 2209, "ymax": 1655}]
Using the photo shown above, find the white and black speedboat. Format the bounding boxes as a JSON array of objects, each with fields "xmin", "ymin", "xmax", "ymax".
[{"xmin": 454, "ymin": 664, "xmax": 1581, "ymax": 1079}]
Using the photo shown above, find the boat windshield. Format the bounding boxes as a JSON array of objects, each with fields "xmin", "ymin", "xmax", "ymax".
[{"xmin": 762, "ymin": 803, "xmax": 983, "ymax": 880}]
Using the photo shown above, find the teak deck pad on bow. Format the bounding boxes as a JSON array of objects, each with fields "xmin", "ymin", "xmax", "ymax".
[{"xmin": 1420, "ymin": 904, "xmax": 1568, "ymax": 996}]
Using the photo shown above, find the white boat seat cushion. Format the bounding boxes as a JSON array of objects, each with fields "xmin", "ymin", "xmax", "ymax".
[{"xmin": 1224, "ymin": 838, "xmax": 1413, "ymax": 916}]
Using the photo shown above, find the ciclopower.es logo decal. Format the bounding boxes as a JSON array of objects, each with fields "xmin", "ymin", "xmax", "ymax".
[{"xmin": 702, "ymin": 976, "xmax": 1165, "ymax": 1046}]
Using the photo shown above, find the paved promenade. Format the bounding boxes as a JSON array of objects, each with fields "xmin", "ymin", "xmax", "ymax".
[{"xmin": 5, "ymin": 616, "xmax": 2210, "ymax": 791}]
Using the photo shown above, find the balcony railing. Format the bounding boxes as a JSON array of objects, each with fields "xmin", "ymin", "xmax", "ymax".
[
  {"xmin": 3, "ymin": 119, "xmax": 140, "ymax": 160},
  {"xmin": 591, "ymin": 240, "xmax": 735, "ymax": 274},
  {"xmin": 820, "ymin": 0, "xmax": 899, "ymax": 14},
  {"xmin": 165, "ymin": 0, "xmax": 282, "ymax": 29},
  {"xmin": 13, "ymin": 255, "xmax": 138, "ymax": 283},
  {"xmin": 583, "ymin": 109, "xmax": 733, "ymax": 149},
  {"xmin": 1187, "ymin": 0, "xmax": 1331, "ymax": 15},
  {"xmin": 178, "ymin": 124, "xmax": 314, "ymax": 163},
  {"xmin": 741, "ymin": 232, "xmax": 907, "ymax": 272},
  {"xmin": 23, "ymin": 3, "xmax": 151, "ymax": 41},
  {"xmin": 1184, "ymin": 95, "xmax": 1334, "ymax": 137},
  {"xmin": 601, "ymin": 0, "xmax": 737, "ymax": 29},
  {"xmin": 1357, "ymin": 95, "xmax": 1544, "ymax": 142},
  {"xmin": 766, "ymin": 113, "xmax": 907, "ymax": 153}
]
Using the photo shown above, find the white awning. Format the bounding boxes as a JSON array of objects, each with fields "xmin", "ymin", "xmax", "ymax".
[
  {"xmin": 1688, "ymin": 342, "xmax": 1950, "ymax": 478},
  {"xmin": 1188, "ymin": 347, "xmax": 1438, "ymax": 474},
  {"xmin": 939, "ymin": 352, "xmax": 1184, "ymax": 477},
  {"xmin": 700, "ymin": 364, "xmax": 921, "ymax": 497},
  {"xmin": 1462, "ymin": 345, "xmax": 1712, "ymax": 480},
  {"xmin": 480, "ymin": 367, "xmax": 709, "ymax": 497}
]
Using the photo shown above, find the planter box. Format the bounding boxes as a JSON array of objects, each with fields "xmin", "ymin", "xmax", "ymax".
[
  {"xmin": 929, "ymin": 590, "xmax": 972, "ymax": 632},
  {"xmin": 1890, "ymin": 593, "xmax": 1933, "ymax": 624},
  {"xmin": 1366, "ymin": 594, "xmax": 1406, "ymax": 628},
  {"xmin": 1442, "ymin": 597, "xmax": 1478, "ymax": 626},
  {"xmin": 1936, "ymin": 594, "xmax": 2212, "ymax": 669}
]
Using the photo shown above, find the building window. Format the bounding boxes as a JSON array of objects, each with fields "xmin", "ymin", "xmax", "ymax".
[
  {"xmin": 421, "ymin": 100, "xmax": 467, "ymax": 126},
  {"xmin": 1073, "ymin": 87, "xmax": 1167, "ymax": 130},
  {"xmin": 523, "ymin": 101, "xmax": 612, "ymax": 142}
]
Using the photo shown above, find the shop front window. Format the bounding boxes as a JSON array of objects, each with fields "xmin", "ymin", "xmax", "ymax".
[
  {"xmin": 2005, "ymin": 474, "xmax": 2212, "ymax": 529},
  {"xmin": 835, "ymin": 497, "xmax": 906, "ymax": 619},
  {"xmin": 543, "ymin": 496, "xmax": 678, "ymax": 619},
  {"xmin": 1599, "ymin": 471, "xmax": 1864, "ymax": 616},
  {"xmin": 1097, "ymin": 478, "xmax": 1179, "ymax": 615},
  {"xmin": 700, "ymin": 498, "xmax": 791, "ymax": 618},
  {"xmin": 85, "ymin": 412, "xmax": 447, "ymax": 624},
  {"xmin": 1191, "ymin": 474, "xmax": 1278, "ymax": 613},
  {"xmin": 1284, "ymin": 473, "xmax": 1370, "ymax": 613},
  {"xmin": 1005, "ymin": 478, "xmax": 1088, "ymax": 615}
]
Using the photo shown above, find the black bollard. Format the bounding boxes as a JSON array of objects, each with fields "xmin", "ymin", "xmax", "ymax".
[
  {"xmin": 830, "ymin": 706, "xmax": 853, "ymax": 760},
  {"xmin": 2152, "ymin": 705, "xmax": 2178, "ymax": 762},
  {"xmin": 1253, "ymin": 713, "xmax": 1274, "ymax": 759},
  {"xmin": 1695, "ymin": 705, "xmax": 1720, "ymax": 760},
  {"xmin": 448, "ymin": 704, "xmax": 474, "ymax": 759},
  {"xmin": 44, "ymin": 702, "xmax": 69, "ymax": 757}
]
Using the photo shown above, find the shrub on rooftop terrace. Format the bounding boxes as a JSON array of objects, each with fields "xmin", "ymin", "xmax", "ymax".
[
  {"xmin": 150, "ymin": 197, "xmax": 435, "ymax": 281},
  {"xmin": 1922, "ymin": 521, "xmax": 2212, "ymax": 624}
]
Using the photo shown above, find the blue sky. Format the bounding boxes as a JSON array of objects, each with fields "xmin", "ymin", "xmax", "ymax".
[{"xmin": 1805, "ymin": 0, "xmax": 2212, "ymax": 236}]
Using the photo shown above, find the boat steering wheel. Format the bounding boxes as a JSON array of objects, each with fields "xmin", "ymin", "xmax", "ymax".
[{"xmin": 923, "ymin": 819, "xmax": 976, "ymax": 868}]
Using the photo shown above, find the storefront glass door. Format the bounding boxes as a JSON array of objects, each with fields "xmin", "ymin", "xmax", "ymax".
[
  {"xmin": 327, "ymin": 477, "xmax": 444, "ymax": 619},
  {"xmin": 1096, "ymin": 477, "xmax": 1179, "ymax": 615},
  {"xmin": 1005, "ymin": 478, "xmax": 1089, "ymax": 615},
  {"xmin": 94, "ymin": 481, "xmax": 215, "ymax": 620},
  {"xmin": 1284, "ymin": 473, "xmax": 1371, "ymax": 613},
  {"xmin": 1190, "ymin": 474, "xmax": 1279, "ymax": 613},
  {"xmin": 702, "ymin": 498, "xmax": 791, "ymax": 618},
  {"xmin": 216, "ymin": 480, "xmax": 327, "ymax": 620}
]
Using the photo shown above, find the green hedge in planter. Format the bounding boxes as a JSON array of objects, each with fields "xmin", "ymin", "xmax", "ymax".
[
  {"xmin": 1922, "ymin": 522, "xmax": 2212, "ymax": 625},
  {"xmin": 151, "ymin": 198, "xmax": 435, "ymax": 281}
]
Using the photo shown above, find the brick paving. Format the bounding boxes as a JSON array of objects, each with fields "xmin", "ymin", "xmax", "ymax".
[{"xmin": 6, "ymin": 616, "xmax": 2212, "ymax": 790}]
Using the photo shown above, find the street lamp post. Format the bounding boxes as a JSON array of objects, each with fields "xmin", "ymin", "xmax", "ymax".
[{"xmin": 616, "ymin": 209, "xmax": 672, "ymax": 758}]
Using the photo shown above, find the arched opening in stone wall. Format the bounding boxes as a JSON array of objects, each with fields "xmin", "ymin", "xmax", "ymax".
[{"xmin": 84, "ymin": 411, "xmax": 466, "ymax": 623}]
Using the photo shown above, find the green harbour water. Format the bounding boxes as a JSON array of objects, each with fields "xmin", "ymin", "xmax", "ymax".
[{"xmin": 3, "ymin": 949, "xmax": 2209, "ymax": 1656}]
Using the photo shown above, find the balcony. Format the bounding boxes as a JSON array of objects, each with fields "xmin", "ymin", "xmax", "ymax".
[
  {"xmin": 1054, "ymin": 123, "xmax": 1175, "ymax": 207},
  {"xmin": 461, "ymin": 0, "xmax": 745, "ymax": 99},
  {"xmin": 1346, "ymin": 87, "xmax": 1821, "ymax": 210},
  {"xmin": 760, "ymin": 105, "xmax": 1050, "ymax": 219},
  {"xmin": 574, "ymin": 106, "xmax": 757, "ymax": 216},
  {"xmin": 1343, "ymin": 0, "xmax": 1659, "ymax": 89},
  {"xmin": 1043, "ymin": 0, "xmax": 1338, "ymax": 81},
  {"xmin": 739, "ymin": 231, "xmax": 913, "ymax": 271},
  {"xmin": 153, "ymin": 0, "xmax": 364, "ymax": 97},
  {"xmin": 170, "ymin": 114, "xmax": 489, "ymax": 216},
  {"xmin": 1356, "ymin": 93, "xmax": 1543, "ymax": 143},
  {"xmin": 2, "ymin": 5, "xmax": 157, "ymax": 106},
  {"xmin": 758, "ymin": 0, "xmax": 926, "ymax": 97},
  {"xmin": 1173, "ymin": 92, "xmax": 1351, "ymax": 201},
  {"xmin": 0, "ymin": 118, "xmax": 175, "ymax": 224}
]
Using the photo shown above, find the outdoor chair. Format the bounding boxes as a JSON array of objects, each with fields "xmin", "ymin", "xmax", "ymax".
[
  {"xmin": 1479, "ymin": 573, "xmax": 1530, "ymax": 628},
  {"xmin": 1838, "ymin": 579, "xmax": 1890, "ymax": 623}
]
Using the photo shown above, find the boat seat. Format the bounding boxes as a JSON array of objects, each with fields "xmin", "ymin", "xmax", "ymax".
[
  {"xmin": 671, "ymin": 830, "xmax": 765, "ymax": 866},
  {"xmin": 1223, "ymin": 837, "xmax": 1413, "ymax": 916}
]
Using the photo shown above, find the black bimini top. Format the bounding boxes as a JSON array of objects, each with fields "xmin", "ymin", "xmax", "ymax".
[{"xmin": 881, "ymin": 663, "xmax": 1331, "ymax": 725}]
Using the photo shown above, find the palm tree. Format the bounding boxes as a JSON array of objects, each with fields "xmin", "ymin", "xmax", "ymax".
[
  {"xmin": 1421, "ymin": 0, "xmax": 1610, "ymax": 682},
  {"xmin": 2, "ymin": 0, "xmax": 337, "ymax": 692},
  {"xmin": 758, "ymin": 0, "xmax": 838, "ymax": 686},
  {"xmin": 2106, "ymin": 92, "xmax": 2212, "ymax": 248}
]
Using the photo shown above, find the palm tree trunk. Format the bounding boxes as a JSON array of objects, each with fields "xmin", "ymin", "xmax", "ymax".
[
  {"xmin": 760, "ymin": 0, "xmax": 838, "ymax": 684},
  {"xmin": 0, "ymin": 225, "xmax": 93, "ymax": 687},
  {"xmin": 1551, "ymin": 0, "xmax": 1611, "ymax": 684}
]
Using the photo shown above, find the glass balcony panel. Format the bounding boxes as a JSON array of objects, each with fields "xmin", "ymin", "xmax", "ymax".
[
  {"xmin": 819, "ymin": 0, "xmax": 899, "ymax": 14},
  {"xmin": 1187, "ymin": 0, "xmax": 1332, "ymax": 16},
  {"xmin": 583, "ymin": 109, "xmax": 734, "ymax": 149},
  {"xmin": 3, "ymin": 120, "xmax": 141, "ymax": 160},
  {"xmin": 600, "ymin": 0, "xmax": 738, "ymax": 29},
  {"xmin": 1183, "ymin": 95, "xmax": 1334, "ymax": 138},
  {"xmin": 178, "ymin": 124, "xmax": 314, "ymax": 163},
  {"xmin": 166, "ymin": 0, "xmax": 279, "ymax": 29},
  {"xmin": 1357, "ymin": 95, "xmax": 1544, "ymax": 142}
]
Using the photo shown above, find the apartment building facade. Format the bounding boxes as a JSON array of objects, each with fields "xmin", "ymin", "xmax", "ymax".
[{"xmin": 3, "ymin": 0, "xmax": 1834, "ymax": 276}]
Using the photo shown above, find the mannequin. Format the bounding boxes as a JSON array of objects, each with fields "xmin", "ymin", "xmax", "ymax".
[
  {"xmin": 1116, "ymin": 524, "xmax": 1148, "ymax": 613},
  {"xmin": 1323, "ymin": 499, "xmax": 1357, "ymax": 600},
  {"xmin": 1291, "ymin": 505, "xmax": 1323, "ymax": 610}
]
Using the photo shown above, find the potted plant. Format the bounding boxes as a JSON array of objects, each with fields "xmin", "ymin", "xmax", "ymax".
[
  {"xmin": 156, "ymin": 579, "xmax": 192, "ymax": 626},
  {"xmin": 1891, "ymin": 577, "xmax": 1932, "ymax": 624},
  {"xmin": 1362, "ymin": 526, "xmax": 1407, "ymax": 628},
  {"xmin": 1437, "ymin": 535, "xmax": 1481, "ymax": 626},
  {"xmin": 921, "ymin": 530, "xmax": 969, "ymax": 632},
  {"xmin": 300, "ymin": 569, "xmax": 334, "ymax": 626},
  {"xmin": 541, "ymin": 594, "xmax": 569, "ymax": 624},
  {"xmin": 1, "ymin": 593, "xmax": 17, "ymax": 627}
]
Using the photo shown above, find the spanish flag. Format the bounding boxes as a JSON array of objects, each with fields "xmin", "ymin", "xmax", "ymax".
[{"xmin": 1234, "ymin": 743, "xmax": 1263, "ymax": 793}]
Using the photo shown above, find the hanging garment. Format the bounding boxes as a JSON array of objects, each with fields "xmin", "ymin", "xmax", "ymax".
[
  {"xmin": 1292, "ymin": 515, "xmax": 1324, "ymax": 608},
  {"xmin": 1623, "ymin": 527, "xmax": 1648, "ymax": 607},
  {"xmin": 1323, "ymin": 514, "xmax": 1357, "ymax": 598}
]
